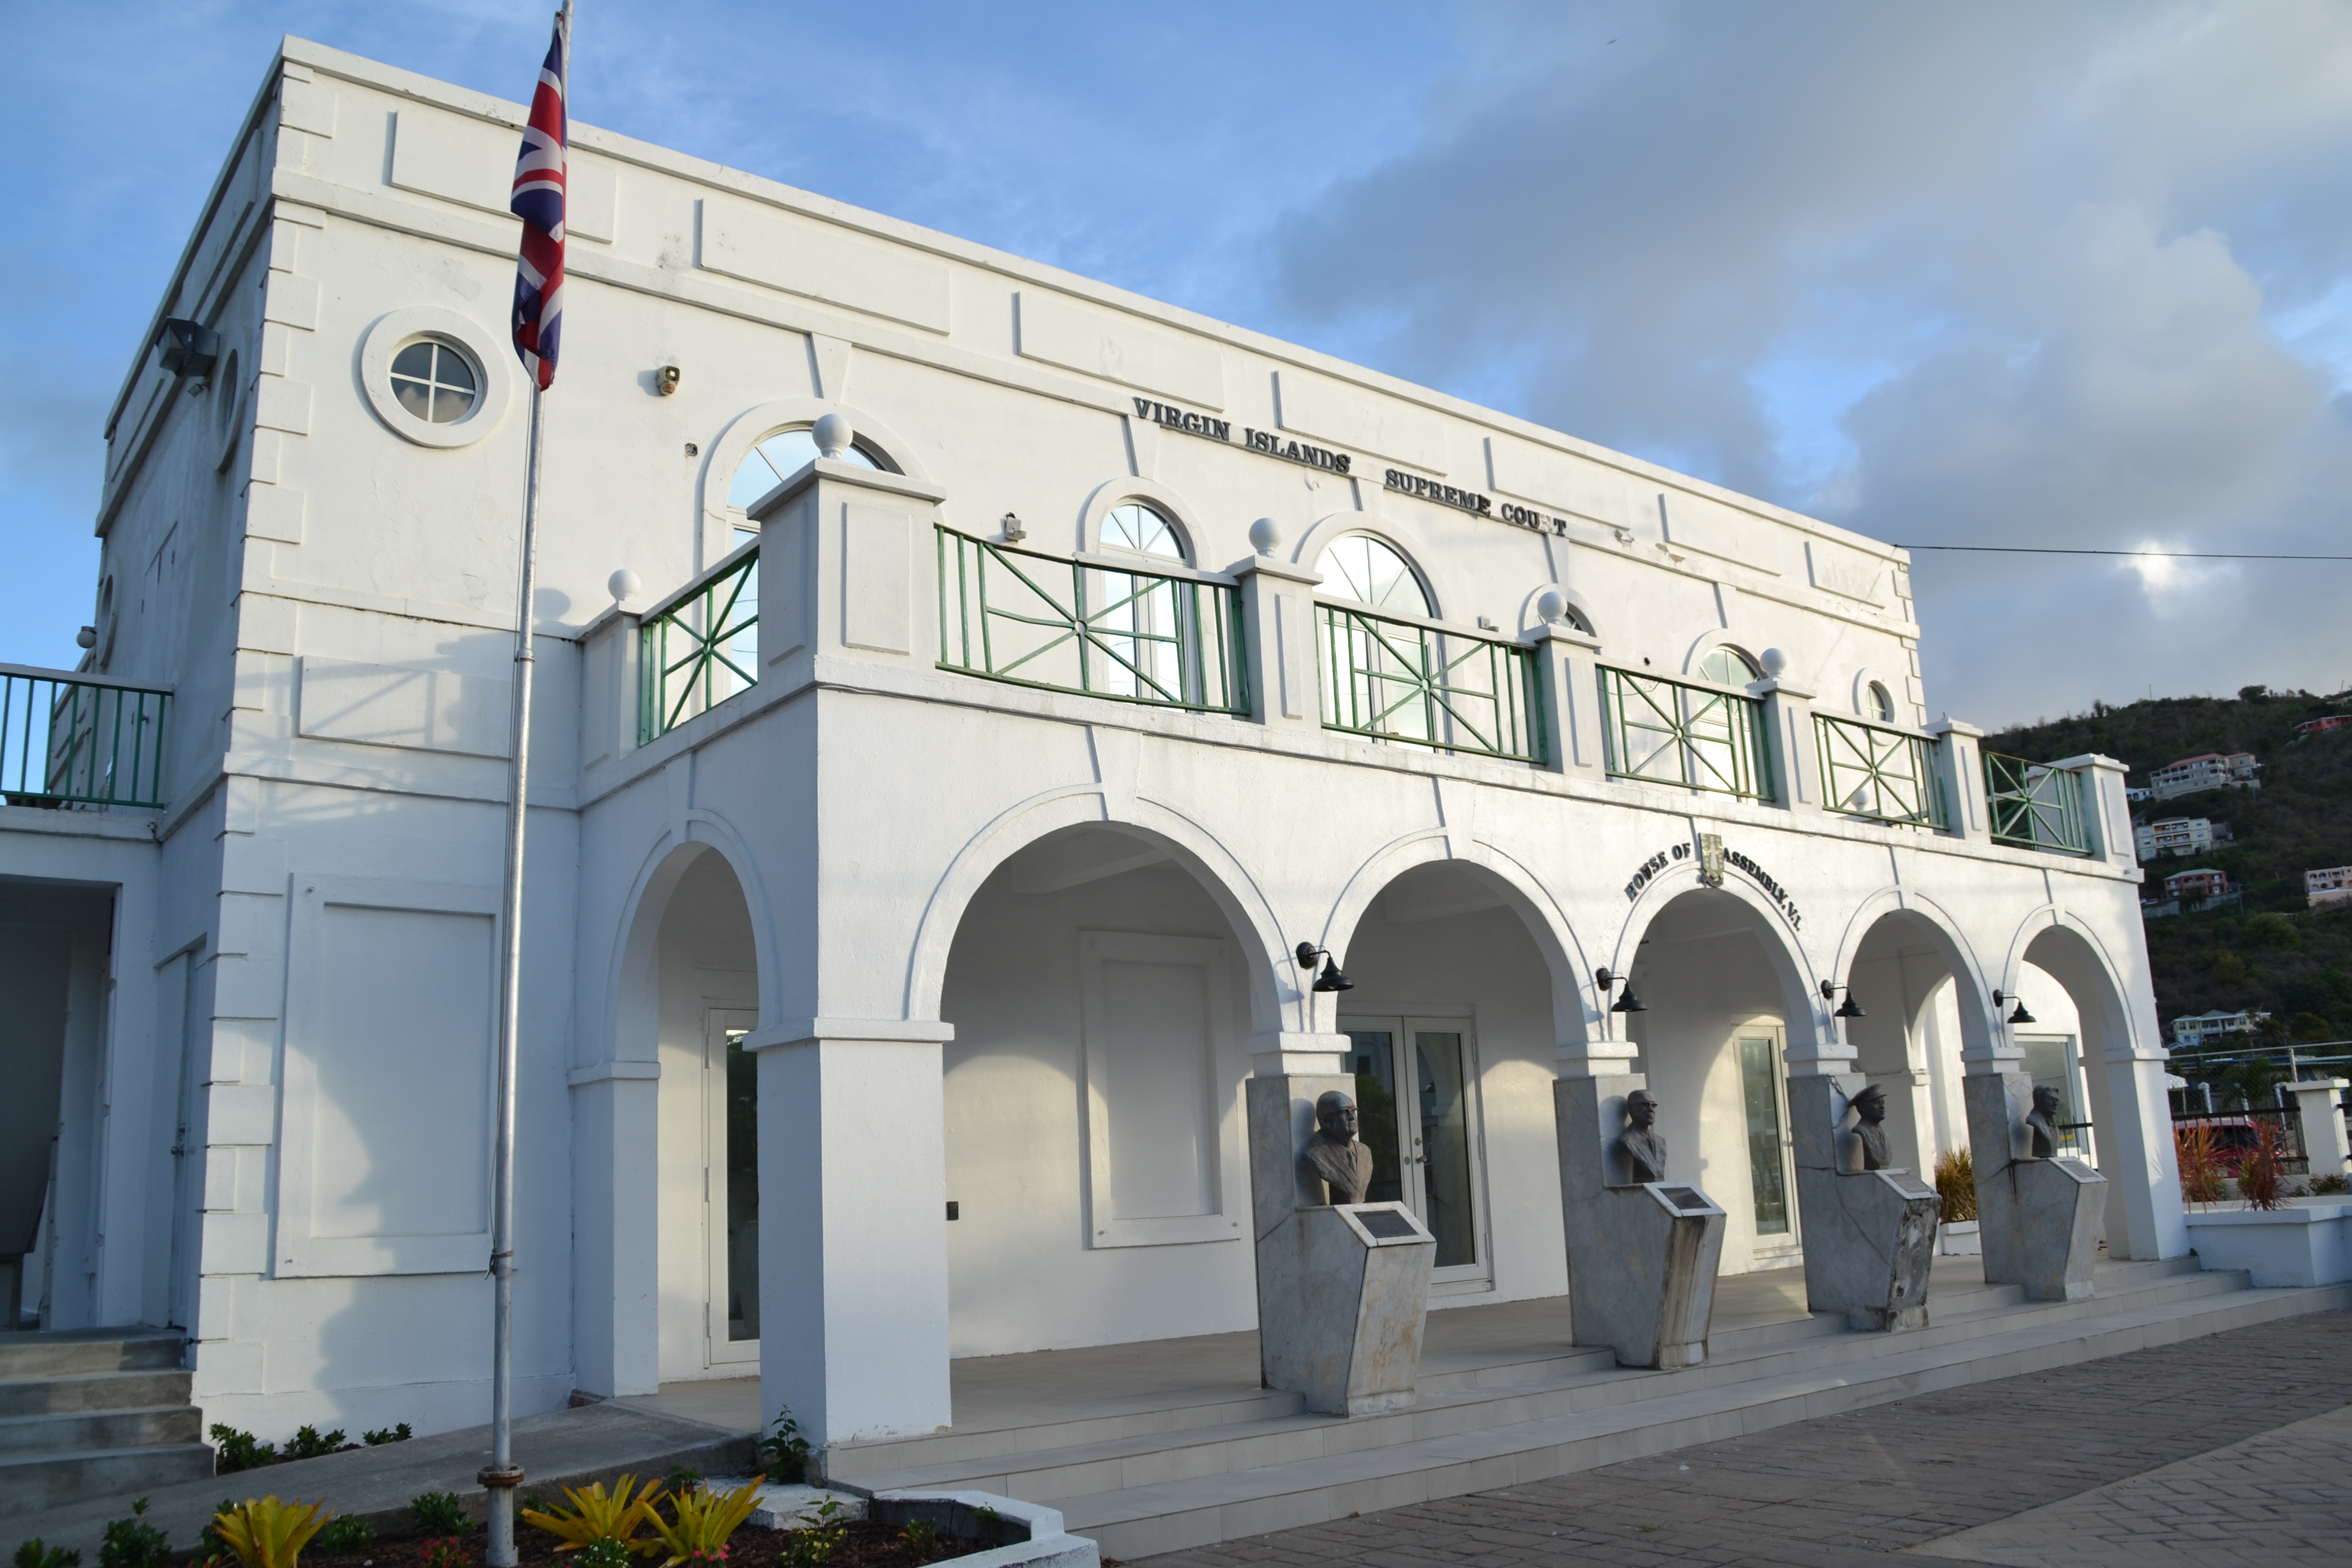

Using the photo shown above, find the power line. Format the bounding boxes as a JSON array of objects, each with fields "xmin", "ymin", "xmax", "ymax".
[{"xmin": 1899, "ymin": 544, "xmax": 2352, "ymax": 561}]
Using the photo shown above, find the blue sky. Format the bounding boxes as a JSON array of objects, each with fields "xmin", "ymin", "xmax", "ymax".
[{"xmin": 5, "ymin": 1, "xmax": 2350, "ymax": 726}]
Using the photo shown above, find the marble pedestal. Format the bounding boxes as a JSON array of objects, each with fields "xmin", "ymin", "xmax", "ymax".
[
  {"xmin": 1246, "ymin": 1076, "xmax": 1436, "ymax": 1415},
  {"xmin": 1787, "ymin": 1075, "xmax": 1941, "ymax": 1331},
  {"xmin": 1966, "ymin": 1072, "xmax": 2106, "ymax": 1301},
  {"xmin": 1554, "ymin": 1075, "xmax": 1727, "ymax": 1368}
]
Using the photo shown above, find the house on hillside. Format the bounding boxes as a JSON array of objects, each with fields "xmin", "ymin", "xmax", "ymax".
[
  {"xmin": 2170, "ymin": 1009, "xmax": 2271, "ymax": 1046},
  {"xmin": 2295, "ymin": 715, "xmax": 2349, "ymax": 739},
  {"xmin": 2147, "ymin": 751, "xmax": 2261, "ymax": 801},
  {"xmin": 2163, "ymin": 868, "xmax": 2231, "ymax": 900},
  {"xmin": 2309, "ymin": 867, "xmax": 2352, "ymax": 909},
  {"xmin": 2134, "ymin": 817, "xmax": 2218, "ymax": 861}
]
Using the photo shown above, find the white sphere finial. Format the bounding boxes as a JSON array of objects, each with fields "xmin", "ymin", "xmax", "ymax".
[
  {"xmin": 1248, "ymin": 517, "xmax": 1282, "ymax": 557},
  {"xmin": 813, "ymin": 411, "xmax": 853, "ymax": 460},
  {"xmin": 1760, "ymin": 647, "xmax": 1788, "ymax": 678},
  {"xmin": 1535, "ymin": 590, "xmax": 1567, "ymax": 626},
  {"xmin": 608, "ymin": 568, "xmax": 643, "ymax": 605}
]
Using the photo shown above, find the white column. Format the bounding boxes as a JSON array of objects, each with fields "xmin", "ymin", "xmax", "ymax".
[
  {"xmin": 567, "ymin": 1061, "xmax": 660, "ymax": 1397},
  {"xmin": 2100, "ymin": 1041, "xmax": 2190, "ymax": 1259},
  {"xmin": 1529, "ymin": 621, "xmax": 1604, "ymax": 780},
  {"xmin": 1233, "ymin": 548, "xmax": 1324, "ymax": 734},
  {"xmin": 2292, "ymin": 1079, "xmax": 2350, "ymax": 1179},
  {"xmin": 1750, "ymin": 673, "xmax": 1821, "ymax": 815},
  {"xmin": 752, "ymin": 1019, "xmax": 955, "ymax": 1456},
  {"xmin": 1925, "ymin": 718, "xmax": 1989, "ymax": 844}
]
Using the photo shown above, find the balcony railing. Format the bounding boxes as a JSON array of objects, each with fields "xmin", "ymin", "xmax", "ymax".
[
  {"xmin": 1983, "ymin": 751, "xmax": 2092, "ymax": 855},
  {"xmin": 0, "ymin": 665, "xmax": 172, "ymax": 808},
  {"xmin": 1316, "ymin": 602, "xmax": 1545, "ymax": 763},
  {"xmin": 640, "ymin": 544, "xmax": 760, "ymax": 744},
  {"xmin": 937, "ymin": 528, "xmax": 1248, "ymax": 714},
  {"xmin": 1815, "ymin": 713, "xmax": 1947, "ymax": 828},
  {"xmin": 1598, "ymin": 667, "xmax": 1773, "ymax": 801}
]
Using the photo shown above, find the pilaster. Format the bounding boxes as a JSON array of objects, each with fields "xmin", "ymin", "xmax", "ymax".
[
  {"xmin": 1750, "ymin": 676, "xmax": 1820, "ymax": 814},
  {"xmin": 1926, "ymin": 718, "xmax": 1990, "ymax": 844},
  {"xmin": 1234, "ymin": 557, "xmax": 1325, "ymax": 733},
  {"xmin": 1530, "ymin": 623, "xmax": 1604, "ymax": 779}
]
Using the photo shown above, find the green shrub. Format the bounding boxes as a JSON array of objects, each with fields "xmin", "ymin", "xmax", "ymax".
[
  {"xmin": 1933, "ymin": 1148, "xmax": 1977, "ymax": 1223},
  {"xmin": 409, "ymin": 1494, "xmax": 468, "ymax": 1536},
  {"xmin": 211, "ymin": 1424, "xmax": 278, "ymax": 1473},
  {"xmin": 285, "ymin": 1427, "xmax": 348, "ymax": 1462},
  {"xmin": 310, "ymin": 1518, "xmax": 375, "ymax": 1557},
  {"xmin": 2310, "ymin": 1171, "xmax": 2350, "ymax": 1194},
  {"xmin": 14, "ymin": 1539, "xmax": 82, "ymax": 1568},
  {"xmin": 101, "ymin": 1500, "xmax": 170, "ymax": 1568},
  {"xmin": 757, "ymin": 1406, "xmax": 814, "ymax": 1485},
  {"xmin": 362, "ymin": 1424, "xmax": 412, "ymax": 1447}
]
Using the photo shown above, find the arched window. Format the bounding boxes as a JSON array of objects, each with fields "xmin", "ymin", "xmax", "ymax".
[
  {"xmin": 1698, "ymin": 645, "xmax": 1760, "ymax": 685},
  {"xmin": 1867, "ymin": 680, "xmax": 1896, "ymax": 722},
  {"xmin": 727, "ymin": 428, "xmax": 881, "ymax": 547},
  {"xmin": 1101, "ymin": 502, "xmax": 1187, "ymax": 562},
  {"xmin": 1317, "ymin": 534, "xmax": 1431, "ymax": 617}
]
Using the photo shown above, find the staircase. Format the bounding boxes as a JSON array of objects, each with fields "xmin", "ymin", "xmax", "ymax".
[
  {"xmin": 829, "ymin": 1258, "xmax": 2351, "ymax": 1559},
  {"xmin": 0, "ymin": 1329, "xmax": 212, "ymax": 1516}
]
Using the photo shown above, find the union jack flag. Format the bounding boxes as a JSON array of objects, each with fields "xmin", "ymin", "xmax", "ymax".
[{"xmin": 509, "ymin": 9, "xmax": 569, "ymax": 390}]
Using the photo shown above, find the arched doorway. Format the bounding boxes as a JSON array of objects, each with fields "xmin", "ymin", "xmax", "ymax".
[
  {"xmin": 1330, "ymin": 860, "xmax": 1572, "ymax": 1302},
  {"xmin": 1840, "ymin": 908, "xmax": 1996, "ymax": 1182},
  {"xmin": 936, "ymin": 822, "xmax": 1269, "ymax": 1358},
  {"xmin": 1621, "ymin": 886, "xmax": 1819, "ymax": 1273}
]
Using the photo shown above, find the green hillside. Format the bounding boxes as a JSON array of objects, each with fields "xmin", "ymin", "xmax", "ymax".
[{"xmin": 1983, "ymin": 685, "xmax": 2352, "ymax": 1043}]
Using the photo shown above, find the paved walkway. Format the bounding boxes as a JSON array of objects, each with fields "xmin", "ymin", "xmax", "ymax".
[{"xmin": 1131, "ymin": 1309, "xmax": 2352, "ymax": 1568}]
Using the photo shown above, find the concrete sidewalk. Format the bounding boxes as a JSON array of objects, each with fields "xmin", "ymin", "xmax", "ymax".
[{"xmin": 3, "ymin": 1400, "xmax": 754, "ymax": 1563}]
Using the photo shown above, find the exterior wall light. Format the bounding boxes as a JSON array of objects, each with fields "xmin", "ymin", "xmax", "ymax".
[
  {"xmin": 1992, "ymin": 989, "xmax": 2036, "ymax": 1025},
  {"xmin": 655, "ymin": 364, "xmax": 681, "ymax": 395},
  {"xmin": 1294, "ymin": 941, "xmax": 1354, "ymax": 993},
  {"xmin": 157, "ymin": 317, "xmax": 219, "ymax": 387},
  {"xmin": 1001, "ymin": 511, "xmax": 1026, "ymax": 543},
  {"xmin": 1595, "ymin": 966, "xmax": 1647, "ymax": 1014},
  {"xmin": 1819, "ymin": 979, "xmax": 1866, "ymax": 1019}
]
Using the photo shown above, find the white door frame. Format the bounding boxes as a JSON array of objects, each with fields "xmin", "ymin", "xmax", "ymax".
[{"xmin": 1338, "ymin": 1010, "xmax": 1492, "ymax": 1289}]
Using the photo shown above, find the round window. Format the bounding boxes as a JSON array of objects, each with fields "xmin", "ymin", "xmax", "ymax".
[
  {"xmin": 1699, "ymin": 646, "xmax": 1759, "ymax": 685},
  {"xmin": 1101, "ymin": 503, "xmax": 1185, "ymax": 561},
  {"xmin": 1317, "ymin": 534, "xmax": 1430, "ymax": 616},
  {"xmin": 1868, "ymin": 681, "xmax": 1896, "ymax": 722},
  {"xmin": 388, "ymin": 339, "xmax": 480, "ymax": 425}
]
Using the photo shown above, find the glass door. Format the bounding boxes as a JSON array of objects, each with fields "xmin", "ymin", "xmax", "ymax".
[
  {"xmin": 1341, "ymin": 1016, "xmax": 1489, "ymax": 1281},
  {"xmin": 1736, "ymin": 1032, "xmax": 1799, "ymax": 1258},
  {"xmin": 705, "ymin": 1010, "xmax": 760, "ymax": 1366}
]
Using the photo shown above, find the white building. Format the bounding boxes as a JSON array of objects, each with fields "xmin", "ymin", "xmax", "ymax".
[
  {"xmin": 0, "ymin": 39, "xmax": 2184, "ymax": 1460},
  {"xmin": 2169, "ymin": 1010, "xmax": 2271, "ymax": 1046},
  {"xmin": 2147, "ymin": 751, "xmax": 2260, "ymax": 800},
  {"xmin": 2308, "ymin": 867, "xmax": 2352, "ymax": 909},
  {"xmin": 2133, "ymin": 817, "xmax": 2216, "ymax": 861}
]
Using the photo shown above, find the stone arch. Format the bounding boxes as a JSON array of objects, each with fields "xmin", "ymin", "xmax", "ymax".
[
  {"xmin": 1832, "ymin": 891, "xmax": 2001, "ymax": 1173},
  {"xmin": 1074, "ymin": 476, "xmax": 1214, "ymax": 565},
  {"xmin": 1313, "ymin": 827, "xmax": 1595, "ymax": 1050},
  {"xmin": 1614, "ymin": 859, "xmax": 1826, "ymax": 1063},
  {"xmin": 1829, "ymin": 887, "xmax": 1999, "ymax": 1059},
  {"xmin": 902, "ymin": 784, "xmax": 1294, "ymax": 1037},
  {"xmin": 603, "ymin": 811, "xmax": 781, "ymax": 1061},
  {"xmin": 1287, "ymin": 509, "xmax": 1459, "ymax": 623},
  {"xmin": 697, "ymin": 396, "xmax": 933, "ymax": 567}
]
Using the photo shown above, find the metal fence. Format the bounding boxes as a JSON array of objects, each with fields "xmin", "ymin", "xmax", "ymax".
[
  {"xmin": 640, "ymin": 545, "xmax": 760, "ymax": 744},
  {"xmin": 0, "ymin": 665, "xmax": 172, "ymax": 808},
  {"xmin": 1983, "ymin": 751, "xmax": 2091, "ymax": 854},
  {"xmin": 1816, "ymin": 713, "xmax": 1947, "ymax": 828},
  {"xmin": 937, "ymin": 528, "xmax": 1248, "ymax": 714},
  {"xmin": 1597, "ymin": 667, "xmax": 1774, "ymax": 801},
  {"xmin": 1317, "ymin": 602, "xmax": 1545, "ymax": 763}
]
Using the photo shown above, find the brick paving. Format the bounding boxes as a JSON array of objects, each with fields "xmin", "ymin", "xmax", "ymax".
[{"xmin": 1130, "ymin": 1310, "xmax": 2352, "ymax": 1568}]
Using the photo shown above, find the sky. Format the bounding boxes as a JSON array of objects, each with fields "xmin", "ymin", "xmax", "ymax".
[{"xmin": 3, "ymin": 0, "xmax": 2349, "ymax": 729}]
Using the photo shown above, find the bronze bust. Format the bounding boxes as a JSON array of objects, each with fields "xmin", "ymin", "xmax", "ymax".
[
  {"xmin": 1303, "ymin": 1089, "xmax": 1374, "ymax": 1205},
  {"xmin": 1849, "ymin": 1083, "xmax": 1893, "ymax": 1171},
  {"xmin": 2026, "ymin": 1084, "xmax": 2063, "ymax": 1159},
  {"xmin": 1619, "ymin": 1089, "xmax": 1668, "ymax": 1184}
]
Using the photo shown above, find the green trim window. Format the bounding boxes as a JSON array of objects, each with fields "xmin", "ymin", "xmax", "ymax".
[
  {"xmin": 1597, "ymin": 667, "xmax": 1774, "ymax": 801},
  {"xmin": 1101, "ymin": 502, "xmax": 1187, "ymax": 561},
  {"xmin": 1317, "ymin": 603, "xmax": 1545, "ymax": 763},
  {"xmin": 936, "ymin": 527, "xmax": 1247, "ymax": 713},
  {"xmin": 1816, "ymin": 713, "xmax": 1947, "ymax": 828},
  {"xmin": 1316, "ymin": 533, "xmax": 1430, "ymax": 616},
  {"xmin": 1698, "ymin": 645, "xmax": 1760, "ymax": 685}
]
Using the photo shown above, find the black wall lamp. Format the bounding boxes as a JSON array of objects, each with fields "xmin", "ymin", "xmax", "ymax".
[
  {"xmin": 1819, "ymin": 979, "xmax": 1866, "ymax": 1019},
  {"xmin": 1294, "ymin": 942, "xmax": 1354, "ymax": 993},
  {"xmin": 1595, "ymin": 967, "xmax": 1647, "ymax": 1014},
  {"xmin": 1992, "ymin": 989, "xmax": 2037, "ymax": 1025}
]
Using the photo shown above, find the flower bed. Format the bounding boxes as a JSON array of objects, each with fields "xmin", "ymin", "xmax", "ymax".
[
  {"xmin": 300, "ymin": 1517, "xmax": 992, "ymax": 1568},
  {"xmin": 2185, "ymin": 1197, "xmax": 2352, "ymax": 1287}
]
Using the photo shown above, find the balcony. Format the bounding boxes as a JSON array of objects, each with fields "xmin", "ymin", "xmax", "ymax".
[
  {"xmin": 0, "ymin": 664, "xmax": 173, "ymax": 810},
  {"xmin": 1315, "ymin": 601, "xmax": 1545, "ymax": 764},
  {"xmin": 639, "ymin": 543, "xmax": 760, "ymax": 745},
  {"xmin": 1597, "ymin": 667, "xmax": 1774, "ymax": 803},
  {"xmin": 1815, "ymin": 712, "xmax": 1947, "ymax": 829},
  {"xmin": 1983, "ymin": 750, "xmax": 2093, "ymax": 855}
]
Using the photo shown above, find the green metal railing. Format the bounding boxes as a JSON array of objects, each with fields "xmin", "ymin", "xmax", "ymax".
[
  {"xmin": 937, "ymin": 528, "xmax": 1247, "ymax": 713},
  {"xmin": 640, "ymin": 545, "xmax": 760, "ymax": 744},
  {"xmin": 1816, "ymin": 712, "xmax": 1947, "ymax": 828},
  {"xmin": 1598, "ymin": 667, "xmax": 1773, "ymax": 801},
  {"xmin": 0, "ymin": 665, "xmax": 172, "ymax": 808},
  {"xmin": 1316, "ymin": 603, "xmax": 1545, "ymax": 763},
  {"xmin": 1983, "ymin": 751, "xmax": 2092, "ymax": 854}
]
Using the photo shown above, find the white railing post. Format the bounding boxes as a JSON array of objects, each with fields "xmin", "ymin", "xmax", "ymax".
[
  {"xmin": 1233, "ymin": 552, "xmax": 1325, "ymax": 736},
  {"xmin": 1749, "ymin": 671, "xmax": 1820, "ymax": 813},
  {"xmin": 1925, "ymin": 718, "xmax": 1989, "ymax": 843},
  {"xmin": 1530, "ymin": 623, "xmax": 1604, "ymax": 779},
  {"xmin": 2048, "ymin": 753, "xmax": 2136, "ymax": 871}
]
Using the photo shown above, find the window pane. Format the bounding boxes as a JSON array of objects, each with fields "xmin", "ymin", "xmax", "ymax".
[
  {"xmin": 1414, "ymin": 1031, "xmax": 1477, "ymax": 1267},
  {"xmin": 724, "ymin": 1031, "xmax": 759, "ymax": 1341},
  {"xmin": 1738, "ymin": 1036, "xmax": 1790, "ymax": 1234},
  {"xmin": 431, "ymin": 386, "xmax": 475, "ymax": 424},
  {"xmin": 1317, "ymin": 534, "xmax": 1430, "ymax": 616},
  {"xmin": 391, "ymin": 341, "xmax": 436, "ymax": 380},
  {"xmin": 432, "ymin": 345, "xmax": 476, "ymax": 391},
  {"xmin": 727, "ymin": 428, "xmax": 878, "ymax": 511},
  {"xmin": 1348, "ymin": 1031, "xmax": 1404, "ymax": 1205},
  {"xmin": 1105, "ymin": 503, "xmax": 1184, "ymax": 560},
  {"xmin": 1700, "ymin": 647, "xmax": 1757, "ymax": 684},
  {"xmin": 392, "ymin": 378, "xmax": 434, "ymax": 420}
]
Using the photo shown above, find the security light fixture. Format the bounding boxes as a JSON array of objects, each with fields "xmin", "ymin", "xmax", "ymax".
[
  {"xmin": 1294, "ymin": 941, "xmax": 1354, "ymax": 993},
  {"xmin": 157, "ymin": 318, "xmax": 219, "ymax": 385},
  {"xmin": 1992, "ymin": 989, "xmax": 2036, "ymax": 1025},
  {"xmin": 1595, "ymin": 966, "xmax": 1647, "ymax": 1014},
  {"xmin": 655, "ymin": 364, "xmax": 681, "ymax": 396},
  {"xmin": 1001, "ymin": 511, "xmax": 1026, "ymax": 543},
  {"xmin": 1820, "ymin": 978, "xmax": 1866, "ymax": 1019}
]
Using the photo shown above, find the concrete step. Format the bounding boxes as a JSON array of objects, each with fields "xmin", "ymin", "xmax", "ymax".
[
  {"xmin": 0, "ymin": 1329, "xmax": 185, "ymax": 1380},
  {"xmin": 0, "ymin": 1404, "xmax": 206, "ymax": 1457},
  {"xmin": 0, "ymin": 1442, "xmax": 218, "ymax": 1520},
  {"xmin": 843, "ymin": 1259, "xmax": 2248, "ymax": 1502},
  {"xmin": 1062, "ymin": 1280, "xmax": 2352, "ymax": 1558},
  {"xmin": 0, "ymin": 1368, "xmax": 193, "ymax": 1419}
]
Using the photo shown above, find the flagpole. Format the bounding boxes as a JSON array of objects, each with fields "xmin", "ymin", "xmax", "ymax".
[{"xmin": 483, "ymin": 8, "xmax": 569, "ymax": 1563}]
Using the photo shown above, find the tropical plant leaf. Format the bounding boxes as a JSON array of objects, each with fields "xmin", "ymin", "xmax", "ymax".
[
  {"xmin": 521, "ymin": 1474, "xmax": 666, "ymax": 1557},
  {"xmin": 211, "ymin": 1499, "xmax": 334, "ymax": 1568}
]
